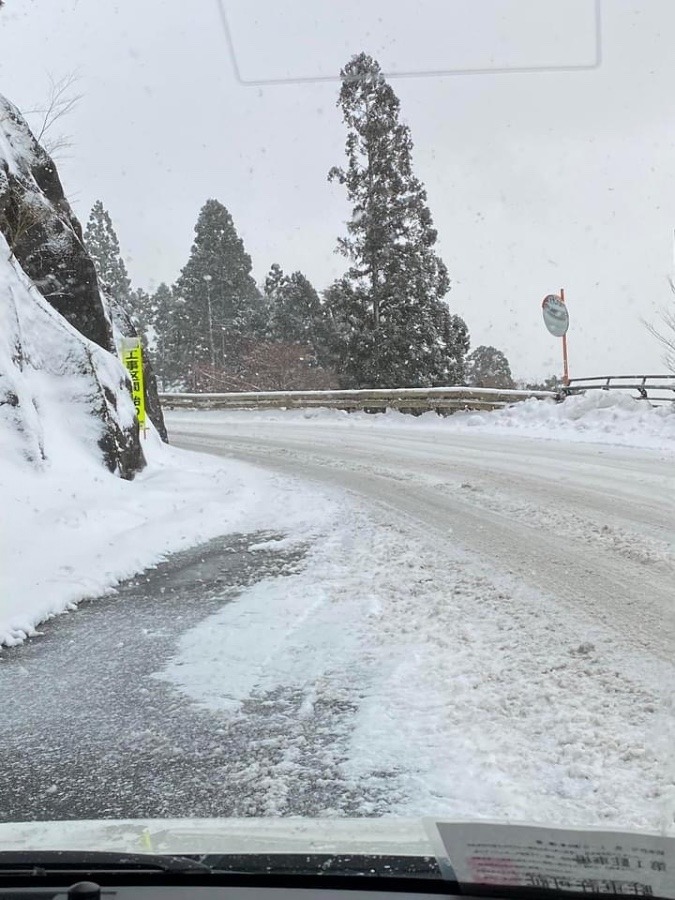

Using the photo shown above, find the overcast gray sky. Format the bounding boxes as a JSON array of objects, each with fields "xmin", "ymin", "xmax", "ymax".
[{"xmin": 1, "ymin": 0, "xmax": 674, "ymax": 380}]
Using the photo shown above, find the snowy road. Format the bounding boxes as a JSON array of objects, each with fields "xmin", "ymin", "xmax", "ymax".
[
  {"xmin": 168, "ymin": 413, "xmax": 674, "ymax": 661},
  {"xmin": 0, "ymin": 534, "xmax": 385, "ymax": 821},
  {"xmin": 162, "ymin": 410, "xmax": 675, "ymax": 830},
  {"xmin": 4, "ymin": 407, "xmax": 674, "ymax": 828}
]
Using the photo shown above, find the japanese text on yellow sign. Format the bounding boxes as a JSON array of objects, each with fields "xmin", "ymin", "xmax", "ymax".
[{"xmin": 120, "ymin": 337, "xmax": 146, "ymax": 430}]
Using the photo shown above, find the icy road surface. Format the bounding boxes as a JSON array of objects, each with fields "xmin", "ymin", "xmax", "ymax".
[
  {"xmin": 1, "ymin": 533, "xmax": 389, "ymax": 820},
  {"xmin": 165, "ymin": 409, "xmax": 675, "ymax": 830},
  {"xmin": 2, "ymin": 403, "xmax": 673, "ymax": 829}
]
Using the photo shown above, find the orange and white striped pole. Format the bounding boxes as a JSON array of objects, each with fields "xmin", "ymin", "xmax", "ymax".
[{"xmin": 560, "ymin": 287, "xmax": 570, "ymax": 386}]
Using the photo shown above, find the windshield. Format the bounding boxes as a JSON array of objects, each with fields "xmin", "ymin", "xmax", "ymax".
[{"xmin": 0, "ymin": 0, "xmax": 674, "ymax": 874}]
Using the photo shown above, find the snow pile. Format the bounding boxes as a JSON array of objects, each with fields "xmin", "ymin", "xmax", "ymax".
[
  {"xmin": 457, "ymin": 390, "xmax": 675, "ymax": 449},
  {"xmin": 0, "ymin": 424, "xmax": 340, "ymax": 647}
]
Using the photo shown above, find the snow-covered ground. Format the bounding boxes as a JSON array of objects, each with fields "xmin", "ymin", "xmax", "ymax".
[
  {"xmin": 4, "ymin": 390, "xmax": 670, "ymax": 647},
  {"xmin": 161, "ymin": 498, "xmax": 675, "ymax": 829},
  {"xmin": 163, "ymin": 394, "xmax": 675, "ymax": 832},
  {"xmin": 4, "ymin": 386, "xmax": 675, "ymax": 831},
  {"xmin": 0, "ymin": 429, "xmax": 340, "ymax": 647}
]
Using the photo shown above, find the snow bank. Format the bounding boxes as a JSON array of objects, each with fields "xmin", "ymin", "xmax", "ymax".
[
  {"xmin": 167, "ymin": 390, "xmax": 675, "ymax": 452},
  {"xmin": 455, "ymin": 390, "xmax": 675, "ymax": 450},
  {"xmin": 0, "ymin": 426, "xmax": 340, "ymax": 647}
]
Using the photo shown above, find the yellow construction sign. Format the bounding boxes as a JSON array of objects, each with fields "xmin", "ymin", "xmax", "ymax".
[{"xmin": 120, "ymin": 337, "xmax": 146, "ymax": 431}]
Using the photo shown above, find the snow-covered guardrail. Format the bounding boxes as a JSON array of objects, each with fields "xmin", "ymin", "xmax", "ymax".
[
  {"xmin": 159, "ymin": 386, "xmax": 556, "ymax": 413},
  {"xmin": 563, "ymin": 375, "xmax": 675, "ymax": 404}
]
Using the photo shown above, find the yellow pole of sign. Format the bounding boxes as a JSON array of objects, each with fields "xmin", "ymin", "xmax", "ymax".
[{"xmin": 120, "ymin": 337, "xmax": 147, "ymax": 436}]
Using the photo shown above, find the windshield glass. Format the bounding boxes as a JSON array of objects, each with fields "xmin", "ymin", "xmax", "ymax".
[{"xmin": 0, "ymin": 0, "xmax": 674, "ymax": 867}]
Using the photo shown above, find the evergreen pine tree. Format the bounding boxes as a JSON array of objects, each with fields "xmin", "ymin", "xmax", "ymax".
[
  {"xmin": 152, "ymin": 282, "xmax": 187, "ymax": 389},
  {"xmin": 465, "ymin": 345, "xmax": 515, "ymax": 389},
  {"xmin": 83, "ymin": 200, "xmax": 153, "ymax": 342},
  {"xmin": 264, "ymin": 264, "xmax": 323, "ymax": 346},
  {"xmin": 83, "ymin": 200, "xmax": 132, "ymax": 309},
  {"xmin": 326, "ymin": 53, "xmax": 469, "ymax": 388},
  {"xmin": 173, "ymin": 199, "xmax": 261, "ymax": 385},
  {"xmin": 128, "ymin": 287, "xmax": 153, "ymax": 347},
  {"xmin": 264, "ymin": 263, "xmax": 286, "ymax": 303},
  {"xmin": 152, "ymin": 282, "xmax": 174, "ymax": 339}
]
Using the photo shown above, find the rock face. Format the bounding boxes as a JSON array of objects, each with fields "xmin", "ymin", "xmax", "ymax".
[
  {"xmin": 0, "ymin": 95, "xmax": 145, "ymax": 477},
  {"xmin": 0, "ymin": 99, "xmax": 113, "ymax": 350},
  {"xmin": 0, "ymin": 237, "xmax": 142, "ymax": 477}
]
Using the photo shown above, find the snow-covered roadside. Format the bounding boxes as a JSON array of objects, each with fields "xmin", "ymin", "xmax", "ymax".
[
  {"xmin": 455, "ymin": 390, "xmax": 675, "ymax": 449},
  {"xmin": 158, "ymin": 489, "xmax": 675, "ymax": 832},
  {"xmin": 166, "ymin": 390, "xmax": 675, "ymax": 453},
  {"xmin": 5, "ymin": 385, "xmax": 674, "ymax": 828},
  {"xmin": 0, "ymin": 430, "xmax": 340, "ymax": 647}
]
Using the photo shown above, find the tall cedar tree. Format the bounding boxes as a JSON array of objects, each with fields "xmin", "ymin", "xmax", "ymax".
[
  {"xmin": 150, "ymin": 282, "xmax": 178, "ymax": 387},
  {"xmin": 327, "ymin": 53, "xmax": 468, "ymax": 387},
  {"xmin": 84, "ymin": 201, "xmax": 152, "ymax": 342},
  {"xmin": 264, "ymin": 263, "xmax": 323, "ymax": 346},
  {"xmin": 169, "ymin": 199, "xmax": 261, "ymax": 386},
  {"xmin": 128, "ymin": 287, "xmax": 153, "ymax": 347},
  {"xmin": 84, "ymin": 201, "xmax": 132, "ymax": 305}
]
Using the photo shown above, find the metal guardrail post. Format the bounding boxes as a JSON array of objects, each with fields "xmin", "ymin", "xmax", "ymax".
[{"xmin": 563, "ymin": 374, "xmax": 674, "ymax": 404}]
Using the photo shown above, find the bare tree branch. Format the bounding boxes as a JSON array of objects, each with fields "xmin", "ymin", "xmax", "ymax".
[
  {"xmin": 25, "ymin": 72, "xmax": 82, "ymax": 158},
  {"xmin": 186, "ymin": 342, "xmax": 339, "ymax": 392},
  {"xmin": 642, "ymin": 277, "xmax": 675, "ymax": 373}
]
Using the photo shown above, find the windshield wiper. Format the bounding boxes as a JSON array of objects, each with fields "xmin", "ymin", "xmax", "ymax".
[
  {"xmin": 0, "ymin": 850, "xmax": 455, "ymax": 894},
  {"xmin": 0, "ymin": 850, "xmax": 212, "ymax": 875},
  {"xmin": 200, "ymin": 852, "xmax": 443, "ymax": 878}
]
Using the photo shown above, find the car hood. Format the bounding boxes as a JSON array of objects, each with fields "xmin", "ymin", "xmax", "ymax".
[
  {"xmin": 3, "ymin": 817, "xmax": 675, "ymax": 900},
  {"xmin": 0, "ymin": 817, "xmax": 432, "ymax": 857}
]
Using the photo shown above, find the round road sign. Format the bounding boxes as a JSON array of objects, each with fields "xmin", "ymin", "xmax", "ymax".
[{"xmin": 542, "ymin": 294, "xmax": 569, "ymax": 337}]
